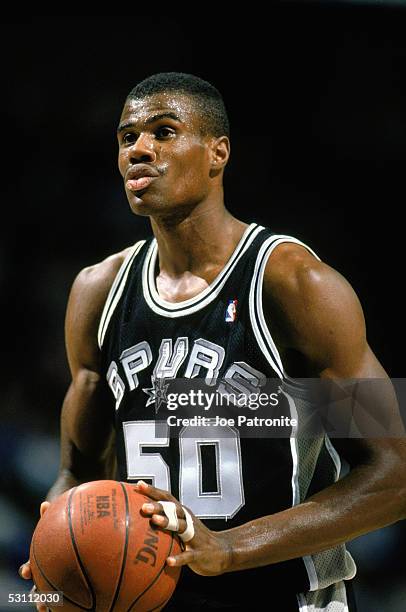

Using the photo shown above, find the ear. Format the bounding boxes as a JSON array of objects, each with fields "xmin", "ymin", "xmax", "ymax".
[{"xmin": 209, "ymin": 136, "xmax": 230, "ymax": 172}]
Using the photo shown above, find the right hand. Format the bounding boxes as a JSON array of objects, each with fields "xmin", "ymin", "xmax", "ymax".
[{"xmin": 19, "ymin": 502, "xmax": 51, "ymax": 611}]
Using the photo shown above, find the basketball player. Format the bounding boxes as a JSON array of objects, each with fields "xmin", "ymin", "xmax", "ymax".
[{"xmin": 20, "ymin": 73, "xmax": 406, "ymax": 611}]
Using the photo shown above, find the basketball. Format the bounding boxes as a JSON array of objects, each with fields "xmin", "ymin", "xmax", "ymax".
[{"xmin": 29, "ymin": 480, "xmax": 182, "ymax": 611}]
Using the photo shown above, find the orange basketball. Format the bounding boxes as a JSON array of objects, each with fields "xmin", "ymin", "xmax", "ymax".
[{"xmin": 29, "ymin": 480, "xmax": 182, "ymax": 611}]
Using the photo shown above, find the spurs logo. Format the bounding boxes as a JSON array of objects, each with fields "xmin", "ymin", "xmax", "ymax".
[{"xmin": 107, "ymin": 337, "xmax": 266, "ymax": 410}]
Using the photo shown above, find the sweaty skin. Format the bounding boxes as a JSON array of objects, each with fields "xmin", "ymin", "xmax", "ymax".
[{"xmin": 20, "ymin": 92, "xmax": 406, "ymax": 607}]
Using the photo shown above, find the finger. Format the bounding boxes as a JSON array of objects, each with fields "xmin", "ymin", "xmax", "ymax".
[
  {"xmin": 134, "ymin": 481, "xmax": 174, "ymax": 502},
  {"xmin": 166, "ymin": 550, "xmax": 196, "ymax": 567},
  {"xmin": 40, "ymin": 501, "xmax": 51, "ymax": 517},
  {"xmin": 151, "ymin": 514, "xmax": 187, "ymax": 534},
  {"xmin": 141, "ymin": 502, "xmax": 164, "ymax": 516},
  {"xmin": 142, "ymin": 501, "xmax": 186, "ymax": 518},
  {"xmin": 19, "ymin": 562, "xmax": 32, "ymax": 580}
]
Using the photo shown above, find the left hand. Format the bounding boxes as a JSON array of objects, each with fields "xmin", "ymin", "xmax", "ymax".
[{"xmin": 135, "ymin": 481, "xmax": 232, "ymax": 576}]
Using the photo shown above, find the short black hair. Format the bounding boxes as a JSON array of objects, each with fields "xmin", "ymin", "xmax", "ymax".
[{"xmin": 127, "ymin": 72, "xmax": 230, "ymax": 138}]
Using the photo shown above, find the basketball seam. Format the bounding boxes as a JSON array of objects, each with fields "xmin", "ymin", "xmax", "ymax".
[
  {"xmin": 108, "ymin": 482, "xmax": 130, "ymax": 611},
  {"xmin": 126, "ymin": 531, "xmax": 177, "ymax": 612},
  {"xmin": 67, "ymin": 486, "xmax": 97, "ymax": 611},
  {"xmin": 32, "ymin": 545, "xmax": 87, "ymax": 609},
  {"xmin": 31, "ymin": 518, "xmax": 91, "ymax": 611}
]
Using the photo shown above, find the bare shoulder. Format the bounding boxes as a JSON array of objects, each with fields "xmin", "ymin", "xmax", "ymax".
[
  {"xmin": 69, "ymin": 246, "xmax": 133, "ymax": 309},
  {"xmin": 65, "ymin": 246, "xmax": 135, "ymax": 374},
  {"xmin": 263, "ymin": 241, "xmax": 355, "ymax": 308},
  {"xmin": 71, "ymin": 246, "xmax": 133, "ymax": 309},
  {"xmin": 262, "ymin": 241, "xmax": 368, "ymax": 375}
]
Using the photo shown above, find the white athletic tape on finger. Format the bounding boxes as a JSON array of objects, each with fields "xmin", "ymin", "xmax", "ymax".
[
  {"xmin": 159, "ymin": 501, "xmax": 179, "ymax": 531},
  {"xmin": 179, "ymin": 507, "xmax": 194, "ymax": 542}
]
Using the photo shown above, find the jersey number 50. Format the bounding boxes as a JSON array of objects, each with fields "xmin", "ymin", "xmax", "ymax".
[{"xmin": 123, "ymin": 421, "xmax": 245, "ymax": 520}]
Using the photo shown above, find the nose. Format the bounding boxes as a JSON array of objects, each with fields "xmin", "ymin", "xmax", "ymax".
[{"xmin": 129, "ymin": 133, "xmax": 156, "ymax": 164}]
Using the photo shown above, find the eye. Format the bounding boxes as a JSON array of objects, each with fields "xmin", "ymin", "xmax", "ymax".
[
  {"xmin": 122, "ymin": 132, "xmax": 137, "ymax": 145},
  {"xmin": 155, "ymin": 126, "xmax": 175, "ymax": 140}
]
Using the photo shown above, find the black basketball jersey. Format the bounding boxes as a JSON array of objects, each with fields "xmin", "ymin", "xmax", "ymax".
[{"xmin": 98, "ymin": 223, "xmax": 356, "ymax": 607}]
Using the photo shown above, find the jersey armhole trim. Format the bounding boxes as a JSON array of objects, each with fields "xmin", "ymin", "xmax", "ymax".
[
  {"xmin": 324, "ymin": 435, "xmax": 342, "ymax": 479},
  {"xmin": 249, "ymin": 234, "xmax": 321, "ymax": 381},
  {"xmin": 249, "ymin": 234, "xmax": 321, "ymax": 592},
  {"xmin": 288, "ymin": 396, "xmax": 320, "ymax": 591},
  {"xmin": 97, "ymin": 240, "xmax": 145, "ymax": 350}
]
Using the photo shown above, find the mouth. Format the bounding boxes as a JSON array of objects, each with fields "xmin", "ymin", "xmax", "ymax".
[
  {"xmin": 125, "ymin": 164, "xmax": 160, "ymax": 193},
  {"xmin": 126, "ymin": 176, "xmax": 156, "ymax": 192}
]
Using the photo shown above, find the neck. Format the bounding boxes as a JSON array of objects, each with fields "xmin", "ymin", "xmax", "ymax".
[{"xmin": 150, "ymin": 201, "xmax": 248, "ymax": 279}]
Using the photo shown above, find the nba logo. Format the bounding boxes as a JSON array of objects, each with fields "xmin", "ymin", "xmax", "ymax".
[{"xmin": 225, "ymin": 299, "xmax": 238, "ymax": 322}]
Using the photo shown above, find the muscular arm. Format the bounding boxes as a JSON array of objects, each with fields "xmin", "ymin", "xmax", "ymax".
[
  {"xmin": 46, "ymin": 250, "xmax": 130, "ymax": 501},
  {"xmin": 20, "ymin": 250, "xmax": 130, "ymax": 599},
  {"xmin": 219, "ymin": 244, "xmax": 406, "ymax": 571},
  {"xmin": 144, "ymin": 243, "xmax": 406, "ymax": 575}
]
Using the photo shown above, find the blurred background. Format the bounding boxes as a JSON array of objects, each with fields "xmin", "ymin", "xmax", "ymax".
[{"xmin": 1, "ymin": 3, "xmax": 406, "ymax": 610}]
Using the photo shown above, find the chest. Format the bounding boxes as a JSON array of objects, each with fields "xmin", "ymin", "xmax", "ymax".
[{"xmin": 155, "ymin": 270, "xmax": 212, "ymax": 302}]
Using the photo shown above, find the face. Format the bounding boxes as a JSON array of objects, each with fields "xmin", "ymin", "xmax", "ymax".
[{"xmin": 117, "ymin": 93, "xmax": 217, "ymax": 216}]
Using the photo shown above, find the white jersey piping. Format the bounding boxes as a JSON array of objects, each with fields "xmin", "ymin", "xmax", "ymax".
[
  {"xmin": 97, "ymin": 241, "xmax": 145, "ymax": 349},
  {"xmin": 142, "ymin": 223, "xmax": 264, "ymax": 318}
]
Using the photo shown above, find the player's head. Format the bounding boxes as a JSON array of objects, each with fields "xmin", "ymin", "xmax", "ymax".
[
  {"xmin": 117, "ymin": 72, "xmax": 230, "ymax": 217},
  {"xmin": 127, "ymin": 73, "xmax": 230, "ymax": 138}
]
